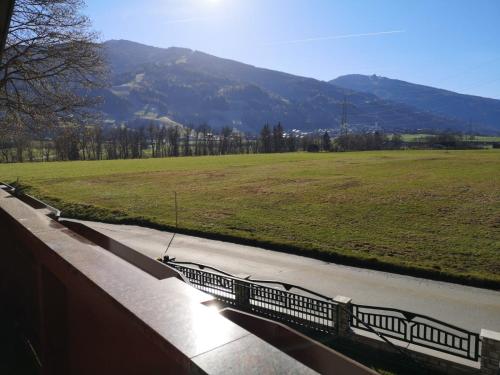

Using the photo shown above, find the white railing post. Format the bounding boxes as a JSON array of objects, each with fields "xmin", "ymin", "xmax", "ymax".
[{"xmin": 334, "ymin": 295, "xmax": 352, "ymax": 337}]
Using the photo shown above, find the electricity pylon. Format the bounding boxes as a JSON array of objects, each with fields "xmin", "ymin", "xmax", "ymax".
[{"xmin": 340, "ymin": 96, "xmax": 348, "ymax": 136}]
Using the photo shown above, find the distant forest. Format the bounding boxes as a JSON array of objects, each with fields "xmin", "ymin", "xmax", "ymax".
[{"xmin": 0, "ymin": 123, "xmax": 495, "ymax": 163}]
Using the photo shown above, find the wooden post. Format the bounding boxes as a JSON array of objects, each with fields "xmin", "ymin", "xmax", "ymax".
[{"xmin": 174, "ymin": 191, "xmax": 178, "ymax": 228}]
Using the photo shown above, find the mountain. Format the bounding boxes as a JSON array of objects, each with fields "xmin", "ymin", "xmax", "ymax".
[
  {"xmin": 98, "ymin": 40, "xmax": 471, "ymax": 134},
  {"xmin": 331, "ymin": 74, "xmax": 500, "ymax": 134}
]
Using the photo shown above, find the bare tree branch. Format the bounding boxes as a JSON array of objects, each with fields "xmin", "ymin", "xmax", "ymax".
[{"xmin": 0, "ymin": 0, "xmax": 107, "ymax": 134}]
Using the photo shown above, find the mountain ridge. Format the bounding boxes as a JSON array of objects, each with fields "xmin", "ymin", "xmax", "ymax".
[
  {"xmin": 330, "ymin": 74, "xmax": 500, "ymax": 133},
  {"xmin": 96, "ymin": 40, "xmax": 497, "ymax": 134}
]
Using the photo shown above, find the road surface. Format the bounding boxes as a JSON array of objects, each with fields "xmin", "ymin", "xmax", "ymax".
[{"xmin": 63, "ymin": 219, "xmax": 500, "ymax": 333}]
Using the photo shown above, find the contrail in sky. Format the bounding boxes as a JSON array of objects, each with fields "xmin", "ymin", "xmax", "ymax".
[{"xmin": 265, "ymin": 30, "xmax": 406, "ymax": 46}]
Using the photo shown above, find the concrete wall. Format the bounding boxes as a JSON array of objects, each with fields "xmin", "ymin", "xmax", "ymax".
[
  {"xmin": 0, "ymin": 188, "xmax": 320, "ymax": 374},
  {"xmin": 0, "ymin": 193, "xmax": 185, "ymax": 374}
]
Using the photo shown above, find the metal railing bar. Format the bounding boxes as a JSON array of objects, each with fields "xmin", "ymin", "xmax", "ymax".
[{"xmin": 351, "ymin": 303, "xmax": 476, "ymax": 334}]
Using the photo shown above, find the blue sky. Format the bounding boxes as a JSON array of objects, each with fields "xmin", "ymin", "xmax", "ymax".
[{"xmin": 86, "ymin": 0, "xmax": 500, "ymax": 99}]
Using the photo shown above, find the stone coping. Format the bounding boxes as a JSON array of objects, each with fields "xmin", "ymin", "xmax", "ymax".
[{"xmin": 480, "ymin": 329, "xmax": 500, "ymax": 342}]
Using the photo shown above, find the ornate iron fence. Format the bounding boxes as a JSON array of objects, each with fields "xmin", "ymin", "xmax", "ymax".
[
  {"xmin": 167, "ymin": 262, "xmax": 337, "ymax": 333},
  {"xmin": 166, "ymin": 260, "xmax": 481, "ymax": 362},
  {"xmin": 170, "ymin": 263, "xmax": 235, "ymax": 301},
  {"xmin": 238, "ymin": 280, "xmax": 336, "ymax": 332},
  {"xmin": 350, "ymin": 304, "xmax": 481, "ymax": 361}
]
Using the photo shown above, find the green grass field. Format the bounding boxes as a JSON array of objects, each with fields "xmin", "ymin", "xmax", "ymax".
[
  {"xmin": 1, "ymin": 150, "xmax": 499, "ymax": 285},
  {"xmin": 401, "ymin": 133, "xmax": 500, "ymax": 142}
]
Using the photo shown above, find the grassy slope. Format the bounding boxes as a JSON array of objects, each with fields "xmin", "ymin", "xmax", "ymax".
[{"xmin": 1, "ymin": 150, "xmax": 499, "ymax": 284}]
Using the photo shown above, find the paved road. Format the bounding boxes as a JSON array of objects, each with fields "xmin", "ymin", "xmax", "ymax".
[{"xmin": 65, "ymin": 219, "xmax": 500, "ymax": 333}]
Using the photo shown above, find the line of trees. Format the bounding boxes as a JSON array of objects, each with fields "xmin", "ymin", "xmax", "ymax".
[
  {"xmin": 0, "ymin": 120, "xmax": 403, "ymax": 163},
  {"xmin": 259, "ymin": 123, "xmax": 299, "ymax": 153},
  {"xmin": 0, "ymin": 123, "xmax": 259, "ymax": 163},
  {"xmin": 2, "ymin": 120, "xmax": 489, "ymax": 163}
]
